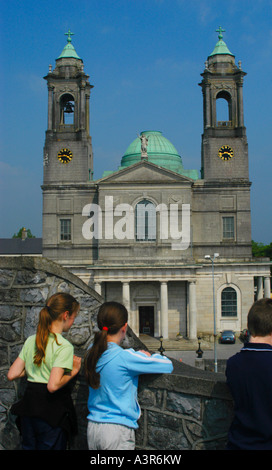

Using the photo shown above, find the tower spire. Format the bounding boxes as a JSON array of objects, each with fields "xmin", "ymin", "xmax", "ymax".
[
  {"xmin": 57, "ymin": 29, "xmax": 81, "ymax": 60},
  {"xmin": 209, "ymin": 26, "xmax": 234, "ymax": 57}
]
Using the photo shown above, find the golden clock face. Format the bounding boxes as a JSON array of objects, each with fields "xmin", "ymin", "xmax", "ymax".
[
  {"xmin": 218, "ymin": 145, "xmax": 234, "ymax": 161},
  {"xmin": 58, "ymin": 148, "xmax": 73, "ymax": 164}
]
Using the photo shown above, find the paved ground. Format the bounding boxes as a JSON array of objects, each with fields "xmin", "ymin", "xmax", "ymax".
[
  {"xmin": 139, "ymin": 334, "xmax": 244, "ymax": 368},
  {"xmin": 165, "ymin": 341, "xmax": 243, "ymax": 368}
]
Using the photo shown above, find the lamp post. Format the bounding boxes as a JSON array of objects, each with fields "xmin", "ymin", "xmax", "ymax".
[
  {"xmin": 205, "ymin": 253, "xmax": 219, "ymax": 373},
  {"xmin": 158, "ymin": 336, "xmax": 165, "ymax": 356}
]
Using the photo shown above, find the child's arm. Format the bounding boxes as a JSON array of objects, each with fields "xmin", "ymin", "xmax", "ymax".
[
  {"xmin": 7, "ymin": 357, "xmax": 26, "ymax": 381},
  {"xmin": 123, "ymin": 349, "xmax": 173, "ymax": 375},
  {"xmin": 47, "ymin": 355, "xmax": 82, "ymax": 393}
]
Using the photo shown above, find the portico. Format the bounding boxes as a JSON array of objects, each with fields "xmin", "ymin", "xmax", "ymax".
[{"xmin": 76, "ymin": 265, "xmax": 198, "ymax": 340}]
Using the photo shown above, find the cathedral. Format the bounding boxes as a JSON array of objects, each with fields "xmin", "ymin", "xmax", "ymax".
[{"xmin": 42, "ymin": 29, "xmax": 271, "ymax": 339}]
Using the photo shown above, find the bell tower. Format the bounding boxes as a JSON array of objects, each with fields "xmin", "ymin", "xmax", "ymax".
[
  {"xmin": 42, "ymin": 31, "xmax": 96, "ymax": 263},
  {"xmin": 199, "ymin": 27, "xmax": 248, "ymax": 181},
  {"xmin": 43, "ymin": 30, "xmax": 94, "ymax": 183}
]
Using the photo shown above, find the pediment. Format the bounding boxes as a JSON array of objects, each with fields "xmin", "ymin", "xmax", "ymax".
[{"xmin": 97, "ymin": 161, "xmax": 194, "ymax": 185}]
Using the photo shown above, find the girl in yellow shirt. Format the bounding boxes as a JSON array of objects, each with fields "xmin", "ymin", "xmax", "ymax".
[{"xmin": 7, "ymin": 292, "xmax": 81, "ymax": 450}]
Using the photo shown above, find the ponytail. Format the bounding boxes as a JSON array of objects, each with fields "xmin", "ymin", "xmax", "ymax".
[
  {"xmin": 84, "ymin": 302, "xmax": 128, "ymax": 389},
  {"xmin": 84, "ymin": 328, "xmax": 108, "ymax": 389},
  {"xmin": 34, "ymin": 293, "xmax": 79, "ymax": 366},
  {"xmin": 34, "ymin": 306, "xmax": 56, "ymax": 366}
]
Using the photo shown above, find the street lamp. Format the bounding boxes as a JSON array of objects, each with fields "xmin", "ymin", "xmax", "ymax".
[
  {"xmin": 205, "ymin": 253, "xmax": 219, "ymax": 372},
  {"xmin": 158, "ymin": 336, "xmax": 165, "ymax": 356}
]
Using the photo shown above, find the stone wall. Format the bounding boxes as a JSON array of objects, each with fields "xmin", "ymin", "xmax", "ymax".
[
  {"xmin": 0, "ymin": 256, "xmax": 103, "ymax": 450},
  {"xmin": 0, "ymin": 256, "xmax": 233, "ymax": 450},
  {"xmin": 137, "ymin": 365, "xmax": 233, "ymax": 450}
]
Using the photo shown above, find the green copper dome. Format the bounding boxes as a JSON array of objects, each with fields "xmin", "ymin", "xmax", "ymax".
[
  {"xmin": 121, "ymin": 131, "xmax": 183, "ymax": 172},
  {"xmin": 57, "ymin": 29, "xmax": 81, "ymax": 60},
  {"xmin": 101, "ymin": 132, "xmax": 199, "ymax": 179},
  {"xmin": 101, "ymin": 130, "xmax": 198, "ymax": 180},
  {"xmin": 209, "ymin": 26, "xmax": 234, "ymax": 57}
]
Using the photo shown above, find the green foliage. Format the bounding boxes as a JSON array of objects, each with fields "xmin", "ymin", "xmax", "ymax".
[
  {"xmin": 252, "ymin": 241, "xmax": 272, "ymax": 277},
  {"xmin": 252, "ymin": 240, "xmax": 272, "ymax": 258},
  {"xmin": 12, "ymin": 227, "xmax": 36, "ymax": 239}
]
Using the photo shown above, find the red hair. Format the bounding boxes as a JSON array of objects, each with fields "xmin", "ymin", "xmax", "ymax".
[{"xmin": 34, "ymin": 293, "xmax": 79, "ymax": 366}]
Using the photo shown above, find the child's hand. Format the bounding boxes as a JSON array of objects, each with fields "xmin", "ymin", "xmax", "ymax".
[
  {"xmin": 138, "ymin": 350, "xmax": 151, "ymax": 357},
  {"xmin": 72, "ymin": 355, "xmax": 82, "ymax": 375}
]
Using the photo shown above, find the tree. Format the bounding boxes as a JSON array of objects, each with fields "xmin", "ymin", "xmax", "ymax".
[
  {"xmin": 252, "ymin": 241, "xmax": 272, "ymax": 258},
  {"xmin": 252, "ymin": 241, "xmax": 272, "ymax": 276},
  {"xmin": 12, "ymin": 227, "xmax": 36, "ymax": 239}
]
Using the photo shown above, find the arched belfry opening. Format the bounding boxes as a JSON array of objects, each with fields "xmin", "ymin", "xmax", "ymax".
[
  {"xmin": 216, "ymin": 90, "xmax": 232, "ymax": 127},
  {"xmin": 60, "ymin": 93, "xmax": 75, "ymax": 125}
]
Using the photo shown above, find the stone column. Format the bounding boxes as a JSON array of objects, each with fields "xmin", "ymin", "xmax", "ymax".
[
  {"xmin": 188, "ymin": 281, "xmax": 197, "ymax": 340},
  {"xmin": 160, "ymin": 281, "xmax": 168, "ymax": 339},
  {"xmin": 94, "ymin": 282, "xmax": 102, "ymax": 296},
  {"xmin": 86, "ymin": 95, "xmax": 90, "ymax": 134},
  {"xmin": 122, "ymin": 281, "xmax": 131, "ymax": 330},
  {"xmin": 122, "ymin": 282, "xmax": 130, "ymax": 311},
  {"xmin": 257, "ymin": 277, "xmax": 263, "ymax": 300},
  {"xmin": 237, "ymin": 80, "xmax": 244, "ymax": 127},
  {"xmin": 205, "ymin": 84, "xmax": 211, "ymax": 128},
  {"xmin": 80, "ymin": 86, "xmax": 85, "ymax": 129},
  {"xmin": 47, "ymin": 86, "xmax": 53, "ymax": 130},
  {"xmin": 264, "ymin": 277, "xmax": 271, "ymax": 298}
]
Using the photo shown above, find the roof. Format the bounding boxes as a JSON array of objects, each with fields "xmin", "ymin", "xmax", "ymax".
[
  {"xmin": 122, "ymin": 130, "xmax": 180, "ymax": 160},
  {"xmin": 0, "ymin": 238, "xmax": 42, "ymax": 255},
  {"xmin": 57, "ymin": 29, "xmax": 81, "ymax": 60},
  {"xmin": 209, "ymin": 26, "xmax": 234, "ymax": 57},
  {"xmin": 117, "ymin": 131, "xmax": 198, "ymax": 180},
  {"xmin": 102, "ymin": 130, "xmax": 199, "ymax": 179}
]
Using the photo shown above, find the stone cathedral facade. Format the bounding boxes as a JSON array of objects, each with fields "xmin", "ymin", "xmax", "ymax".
[{"xmin": 42, "ymin": 29, "xmax": 270, "ymax": 340}]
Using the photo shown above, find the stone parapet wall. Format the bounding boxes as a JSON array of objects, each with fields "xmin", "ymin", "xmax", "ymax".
[
  {"xmin": 137, "ymin": 367, "xmax": 233, "ymax": 450},
  {"xmin": 0, "ymin": 256, "xmax": 233, "ymax": 450},
  {"xmin": 0, "ymin": 256, "xmax": 103, "ymax": 450}
]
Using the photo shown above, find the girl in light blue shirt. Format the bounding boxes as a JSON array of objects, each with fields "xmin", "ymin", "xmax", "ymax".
[{"xmin": 84, "ymin": 301, "xmax": 173, "ymax": 450}]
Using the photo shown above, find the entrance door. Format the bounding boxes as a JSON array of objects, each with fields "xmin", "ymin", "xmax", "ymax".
[{"xmin": 139, "ymin": 306, "xmax": 154, "ymax": 336}]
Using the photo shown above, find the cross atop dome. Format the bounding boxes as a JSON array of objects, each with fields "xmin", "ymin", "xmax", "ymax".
[
  {"xmin": 216, "ymin": 26, "xmax": 225, "ymax": 40},
  {"xmin": 65, "ymin": 29, "xmax": 74, "ymax": 43}
]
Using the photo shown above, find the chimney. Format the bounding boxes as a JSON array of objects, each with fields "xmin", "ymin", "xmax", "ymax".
[{"xmin": 21, "ymin": 228, "xmax": 27, "ymax": 241}]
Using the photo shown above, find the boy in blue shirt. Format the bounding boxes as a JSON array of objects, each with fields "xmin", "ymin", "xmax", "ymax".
[{"xmin": 226, "ymin": 298, "xmax": 272, "ymax": 450}]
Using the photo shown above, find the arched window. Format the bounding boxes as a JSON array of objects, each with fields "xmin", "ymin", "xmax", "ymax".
[
  {"xmin": 135, "ymin": 199, "xmax": 156, "ymax": 241},
  {"xmin": 216, "ymin": 91, "xmax": 232, "ymax": 127},
  {"xmin": 221, "ymin": 287, "xmax": 237, "ymax": 317}
]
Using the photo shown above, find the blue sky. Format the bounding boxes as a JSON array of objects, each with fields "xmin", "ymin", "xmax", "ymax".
[{"xmin": 0, "ymin": 0, "xmax": 271, "ymax": 243}]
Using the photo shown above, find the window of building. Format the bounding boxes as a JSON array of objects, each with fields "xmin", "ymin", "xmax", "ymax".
[
  {"xmin": 221, "ymin": 287, "xmax": 237, "ymax": 317},
  {"xmin": 223, "ymin": 216, "xmax": 235, "ymax": 239},
  {"xmin": 60, "ymin": 219, "xmax": 71, "ymax": 241},
  {"xmin": 135, "ymin": 199, "xmax": 156, "ymax": 241}
]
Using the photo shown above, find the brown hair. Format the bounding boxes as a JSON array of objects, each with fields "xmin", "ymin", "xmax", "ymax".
[
  {"xmin": 34, "ymin": 292, "xmax": 79, "ymax": 366},
  {"xmin": 84, "ymin": 301, "xmax": 128, "ymax": 389},
  {"xmin": 248, "ymin": 298, "xmax": 272, "ymax": 337}
]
